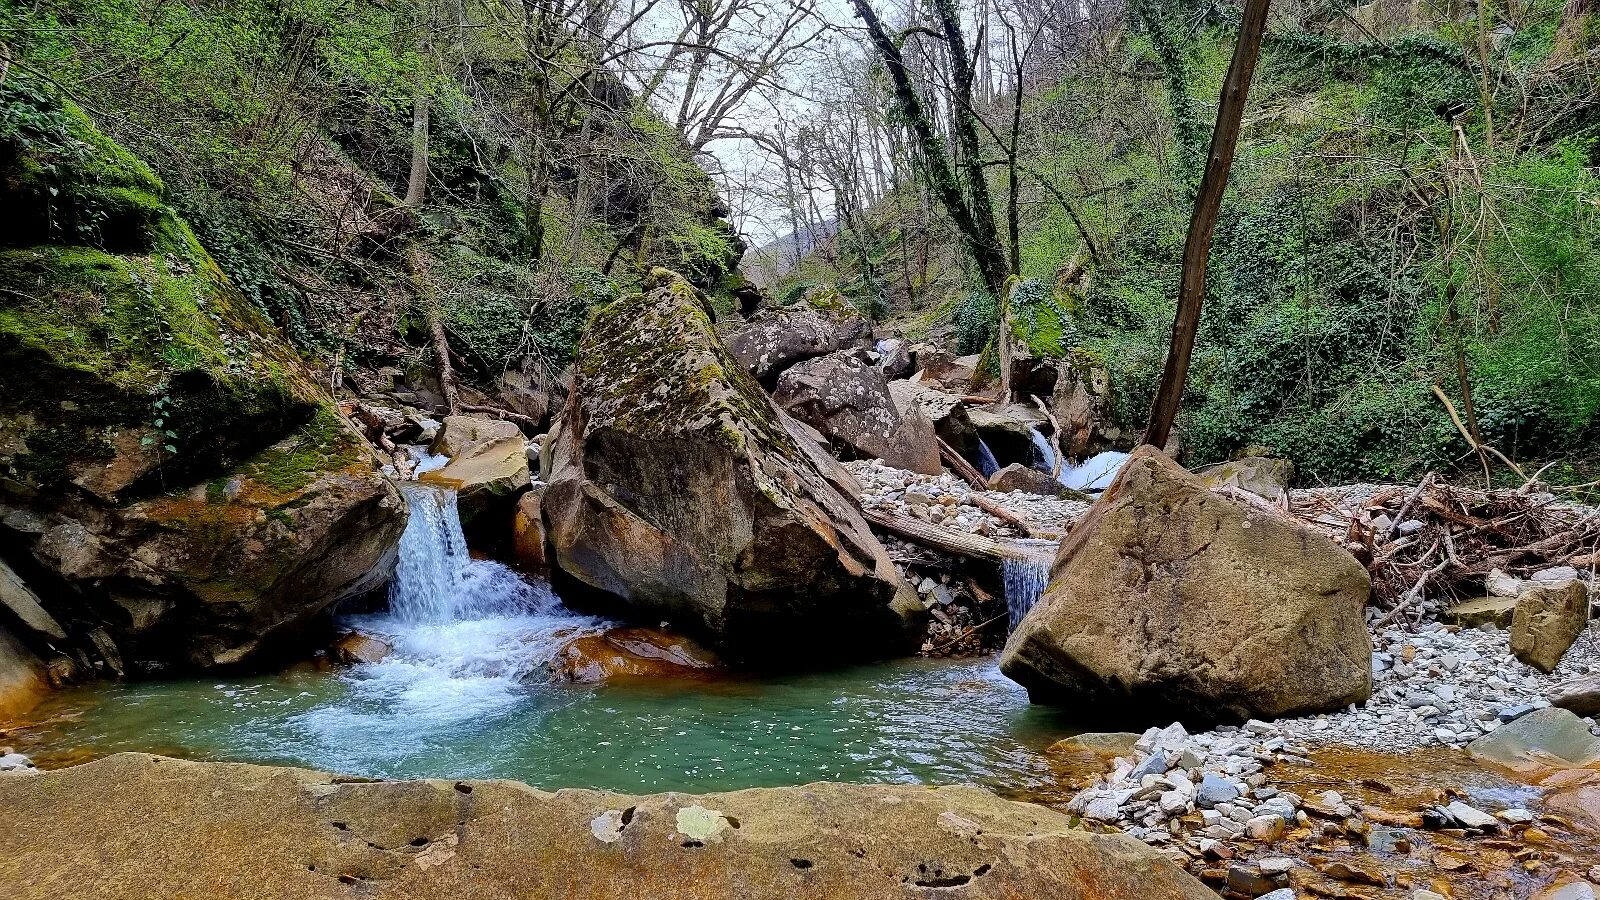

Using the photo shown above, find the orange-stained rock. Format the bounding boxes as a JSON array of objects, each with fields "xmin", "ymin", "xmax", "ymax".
[
  {"xmin": 512, "ymin": 487, "xmax": 548, "ymax": 571},
  {"xmin": 0, "ymin": 753, "xmax": 1216, "ymax": 900},
  {"xmin": 0, "ymin": 626, "xmax": 47, "ymax": 721},
  {"xmin": 330, "ymin": 631, "xmax": 392, "ymax": 666},
  {"xmin": 550, "ymin": 627, "xmax": 721, "ymax": 683}
]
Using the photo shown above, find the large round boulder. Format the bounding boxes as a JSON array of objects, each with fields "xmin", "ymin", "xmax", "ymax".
[
  {"xmin": 1000, "ymin": 447, "xmax": 1372, "ymax": 724},
  {"xmin": 772, "ymin": 351, "xmax": 941, "ymax": 475},
  {"xmin": 542, "ymin": 270, "xmax": 922, "ymax": 666},
  {"xmin": 0, "ymin": 88, "xmax": 405, "ymax": 674}
]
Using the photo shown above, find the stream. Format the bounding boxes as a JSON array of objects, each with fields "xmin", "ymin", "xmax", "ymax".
[{"xmin": 10, "ymin": 486, "xmax": 1078, "ymax": 794}]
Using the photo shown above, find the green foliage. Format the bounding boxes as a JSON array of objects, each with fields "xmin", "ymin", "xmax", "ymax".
[{"xmin": 953, "ymin": 289, "xmax": 996, "ymax": 355}]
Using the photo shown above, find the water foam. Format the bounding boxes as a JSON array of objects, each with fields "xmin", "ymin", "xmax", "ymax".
[{"xmin": 297, "ymin": 484, "xmax": 606, "ymax": 755}]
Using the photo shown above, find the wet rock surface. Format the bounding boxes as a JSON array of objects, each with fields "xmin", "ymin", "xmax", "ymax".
[{"xmin": 0, "ymin": 753, "xmax": 1215, "ymax": 900}]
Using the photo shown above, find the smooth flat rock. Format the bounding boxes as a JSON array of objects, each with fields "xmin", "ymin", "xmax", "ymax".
[
  {"xmin": 0, "ymin": 754, "xmax": 1214, "ymax": 900},
  {"xmin": 1445, "ymin": 596, "xmax": 1518, "ymax": 629},
  {"xmin": 1467, "ymin": 707, "xmax": 1600, "ymax": 778}
]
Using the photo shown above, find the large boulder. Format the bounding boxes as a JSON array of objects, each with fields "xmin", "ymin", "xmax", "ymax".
[
  {"xmin": 1510, "ymin": 578, "xmax": 1589, "ymax": 673},
  {"xmin": 1000, "ymin": 447, "xmax": 1372, "ymax": 724},
  {"xmin": 0, "ymin": 87, "xmax": 405, "ymax": 673},
  {"xmin": 542, "ymin": 271, "xmax": 922, "ymax": 666},
  {"xmin": 0, "ymin": 753, "xmax": 1215, "ymax": 900},
  {"xmin": 0, "ymin": 626, "xmax": 46, "ymax": 720},
  {"xmin": 888, "ymin": 379, "xmax": 977, "ymax": 455},
  {"xmin": 724, "ymin": 290, "xmax": 869, "ymax": 386},
  {"xmin": 773, "ymin": 352, "xmax": 940, "ymax": 475},
  {"xmin": 1050, "ymin": 351, "xmax": 1130, "ymax": 459},
  {"xmin": 987, "ymin": 463, "xmax": 1084, "ymax": 500}
]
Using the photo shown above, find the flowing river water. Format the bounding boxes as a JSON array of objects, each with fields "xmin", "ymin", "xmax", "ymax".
[{"xmin": 8, "ymin": 486, "xmax": 1078, "ymax": 794}]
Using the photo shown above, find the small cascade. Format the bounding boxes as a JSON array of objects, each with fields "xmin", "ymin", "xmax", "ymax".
[
  {"xmin": 1059, "ymin": 450, "xmax": 1130, "ymax": 493},
  {"xmin": 306, "ymin": 484, "xmax": 606, "ymax": 746},
  {"xmin": 1001, "ymin": 554, "xmax": 1051, "ymax": 633},
  {"xmin": 1028, "ymin": 427, "xmax": 1057, "ymax": 474},
  {"xmin": 975, "ymin": 438, "xmax": 1000, "ymax": 478}
]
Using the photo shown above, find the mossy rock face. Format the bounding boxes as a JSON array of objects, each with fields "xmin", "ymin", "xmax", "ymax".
[
  {"xmin": 544, "ymin": 269, "xmax": 922, "ymax": 667},
  {"xmin": 0, "ymin": 83, "xmax": 405, "ymax": 674}
]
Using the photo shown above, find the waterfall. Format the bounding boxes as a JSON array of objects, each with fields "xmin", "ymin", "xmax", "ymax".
[
  {"xmin": 975, "ymin": 438, "xmax": 1000, "ymax": 478},
  {"xmin": 387, "ymin": 485, "xmax": 560, "ymax": 623},
  {"xmin": 1028, "ymin": 427, "xmax": 1057, "ymax": 474},
  {"xmin": 1059, "ymin": 450, "xmax": 1130, "ymax": 493},
  {"xmin": 302, "ymin": 484, "xmax": 607, "ymax": 747},
  {"xmin": 1001, "ymin": 555, "xmax": 1051, "ymax": 632}
]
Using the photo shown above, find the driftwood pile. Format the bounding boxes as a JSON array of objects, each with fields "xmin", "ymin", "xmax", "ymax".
[{"xmin": 1290, "ymin": 475, "xmax": 1599, "ymax": 624}]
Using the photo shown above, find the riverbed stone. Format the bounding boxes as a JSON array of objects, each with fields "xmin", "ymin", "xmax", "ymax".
[
  {"xmin": 541, "ymin": 271, "xmax": 922, "ymax": 666},
  {"xmin": 431, "ymin": 415, "xmax": 522, "ymax": 458},
  {"xmin": 1000, "ymin": 447, "xmax": 1372, "ymax": 724},
  {"xmin": 1551, "ymin": 675, "xmax": 1600, "ymax": 717},
  {"xmin": 1510, "ymin": 579, "xmax": 1589, "ymax": 673},
  {"xmin": 1467, "ymin": 707, "xmax": 1600, "ymax": 777},
  {"xmin": 549, "ymin": 626, "xmax": 722, "ymax": 683},
  {"xmin": 1445, "ymin": 596, "xmax": 1519, "ymax": 629},
  {"xmin": 0, "ymin": 753, "xmax": 1216, "ymax": 899}
]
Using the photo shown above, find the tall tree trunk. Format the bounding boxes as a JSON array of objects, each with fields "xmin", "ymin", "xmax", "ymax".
[
  {"xmin": 404, "ymin": 84, "xmax": 430, "ymax": 207},
  {"xmin": 1142, "ymin": 0, "xmax": 1271, "ymax": 451},
  {"xmin": 849, "ymin": 0, "xmax": 1009, "ymax": 300}
]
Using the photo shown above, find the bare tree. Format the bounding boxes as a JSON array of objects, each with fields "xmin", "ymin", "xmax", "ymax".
[{"xmin": 1142, "ymin": 0, "xmax": 1271, "ymax": 450}]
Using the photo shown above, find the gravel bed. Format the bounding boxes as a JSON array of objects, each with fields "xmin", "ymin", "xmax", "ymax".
[{"xmin": 846, "ymin": 460, "xmax": 1089, "ymax": 536}]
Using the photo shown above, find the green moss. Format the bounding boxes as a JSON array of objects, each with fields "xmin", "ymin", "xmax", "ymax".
[{"xmin": 238, "ymin": 408, "xmax": 361, "ymax": 497}]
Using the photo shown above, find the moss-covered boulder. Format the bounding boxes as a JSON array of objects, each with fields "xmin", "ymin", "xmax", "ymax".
[
  {"xmin": 542, "ymin": 270, "xmax": 922, "ymax": 666},
  {"xmin": 0, "ymin": 80, "xmax": 405, "ymax": 672},
  {"xmin": 724, "ymin": 289, "xmax": 870, "ymax": 387}
]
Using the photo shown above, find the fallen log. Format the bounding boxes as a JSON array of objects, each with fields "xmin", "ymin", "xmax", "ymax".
[
  {"xmin": 938, "ymin": 438, "xmax": 987, "ymax": 489},
  {"xmin": 967, "ymin": 492, "xmax": 1035, "ymax": 537},
  {"xmin": 862, "ymin": 507, "xmax": 1055, "ymax": 564}
]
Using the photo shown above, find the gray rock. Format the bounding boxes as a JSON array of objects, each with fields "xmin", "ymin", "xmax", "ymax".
[
  {"xmin": 1468, "ymin": 707, "xmax": 1600, "ymax": 772},
  {"xmin": 1196, "ymin": 773, "xmax": 1241, "ymax": 809},
  {"xmin": 1551, "ymin": 675, "xmax": 1600, "ymax": 718}
]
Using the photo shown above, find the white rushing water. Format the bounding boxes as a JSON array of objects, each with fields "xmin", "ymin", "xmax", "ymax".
[
  {"xmin": 1059, "ymin": 450, "xmax": 1129, "ymax": 493},
  {"xmin": 298, "ymin": 484, "xmax": 606, "ymax": 744},
  {"xmin": 1000, "ymin": 548, "xmax": 1053, "ymax": 633},
  {"xmin": 975, "ymin": 438, "xmax": 1001, "ymax": 478},
  {"xmin": 1028, "ymin": 427, "xmax": 1057, "ymax": 474}
]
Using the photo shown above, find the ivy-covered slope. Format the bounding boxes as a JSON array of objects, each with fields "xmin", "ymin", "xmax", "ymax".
[{"xmin": 778, "ymin": 2, "xmax": 1600, "ymax": 486}]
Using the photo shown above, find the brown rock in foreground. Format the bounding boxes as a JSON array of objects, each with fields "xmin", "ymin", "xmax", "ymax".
[
  {"xmin": 0, "ymin": 753, "xmax": 1213, "ymax": 900},
  {"xmin": 1000, "ymin": 447, "xmax": 1372, "ymax": 725}
]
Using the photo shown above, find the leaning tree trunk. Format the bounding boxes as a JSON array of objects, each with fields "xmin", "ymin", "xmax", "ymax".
[
  {"xmin": 1142, "ymin": 0, "xmax": 1272, "ymax": 450},
  {"xmin": 403, "ymin": 73, "xmax": 430, "ymax": 208}
]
